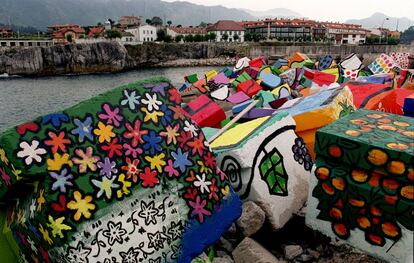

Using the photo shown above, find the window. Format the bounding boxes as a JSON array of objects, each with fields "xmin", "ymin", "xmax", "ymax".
[
  {"xmin": 28, "ymin": 42, "xmax": 32, "ymax": 46},
  {"xmin": 352, "ymin": 34, "xmax": 356, "ymax": 38},
  {"xmin": 1, "ymin": 42, "xmax": 6, "ymax": 46},
  {"xmin": 19, "ymin": 42, "xmax": 24, "ymax": 46},
  {"xmin": 11, "ymin": 42, "xmax": 15, "ymax": 46}
]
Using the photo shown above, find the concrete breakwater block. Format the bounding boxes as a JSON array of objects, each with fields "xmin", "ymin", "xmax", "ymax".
[
  {"xmin": 0, "ymin": 78, "xmax": 242, "ymax": 263},
  {"xmin": 210, "ymin": 113, "xmax": 310, "ymax": 230},
  {"xmin": 275, "ymin": 86, "xmax": 355, "ymax": 159},
  {"xmin": 306, "ymin": 109, "xmax": 414, "ymax": 263}
]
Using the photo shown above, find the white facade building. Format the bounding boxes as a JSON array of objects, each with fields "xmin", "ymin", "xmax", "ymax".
[
  {"xmin": 207, "ymin": 20, "xmax": 245, "ymax": 42},
  {"xmin": 325, "ymin": 23, "xmax": 368, "ymax": 45},
  {"xmin": 126, "ymin": 25, "xmax": 157, "ymax": 42}
]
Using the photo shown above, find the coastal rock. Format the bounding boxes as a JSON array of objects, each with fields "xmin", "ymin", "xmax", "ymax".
[
  {"xmin": 232, "ymin": 237, "xmax": 283, "ymax": 263},
  {"xmin": 218, "ymin": 237, "xmax": 235, "ymax": 253},
  {"xmin": 212, "ymin": 255, "xmax": 234, "ymax": 263},
  {"xmin": 284, "ymin": 245, "xmax": 304, "ymax": 260},
  {"xmin": 236, "ymin": 201, "xmax": 266, "ymax": 237},
  {"xmin": 0, "ymin": 41, "xmax": 132, "ymax": 76}
]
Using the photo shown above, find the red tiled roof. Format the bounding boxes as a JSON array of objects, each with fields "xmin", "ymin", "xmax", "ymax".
[
  {"xmin": 88, "ymin": 27, "xmax": 105, "ymax": 37},
  {"xmin": 240, "ymin": 18, "xmax": 369, "ymax": 32},
  {"xmin": 53, "ymin": 27, "xmax": 85, "ymax": 39},
  {"xmin": 207, "ymin": 20, "xmax": 245, "ymax": 31},
  {"xmin": 170, "ymin": 27, "xmax": 207, "ymax": 35}
]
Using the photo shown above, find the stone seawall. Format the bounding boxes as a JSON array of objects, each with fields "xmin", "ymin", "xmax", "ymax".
[
  {"xmin": 248, "ymin": 44, "xmax": 414, "ymax": 66},
  {"xmin": 0, "ymin": 41, "xmax": 412, "ymax": 76}
]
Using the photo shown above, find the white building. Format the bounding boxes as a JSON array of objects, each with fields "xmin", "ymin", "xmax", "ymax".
[
  {"xmin": 207, "ymin": 20, "xmax": 245, "ymax": 42},
  {"xmin": 125, "ymin": 24, "xmax": 157, "ymax": 42},
  {"xmin": 324, "ymin": 23, "xmax": 368, "ymax": 45}
]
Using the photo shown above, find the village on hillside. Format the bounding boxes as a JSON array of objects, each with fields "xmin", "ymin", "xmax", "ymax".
[{"xmin": 0, "ymin": 15, "xmax": 404, "ymax": 48}]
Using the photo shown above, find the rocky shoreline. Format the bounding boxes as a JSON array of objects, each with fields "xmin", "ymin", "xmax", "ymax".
[
  {"xmin": 1, "ymin": 42, "xmax": 412, "ymax": 77},
  {"xmin": 0, "ymin": 42, "xmax": 243, "ymax": 76},
  {"xmin": 200, "ymin": 201, "xmax": 385, "ymax": 263}
]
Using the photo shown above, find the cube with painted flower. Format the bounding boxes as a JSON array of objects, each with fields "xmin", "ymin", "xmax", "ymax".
[
  {"xmin": 0, "ymin": 77, "xmax": 242, "ymax": 263},
  {"xmin": 306, "ymin": 109, "xmax": 414, "ymax": 263}
]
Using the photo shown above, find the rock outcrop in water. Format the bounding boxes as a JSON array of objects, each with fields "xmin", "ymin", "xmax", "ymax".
[
  {"xmin": 0, "ymin": 42, "xmax": 134, "ymax": 76},
  {"xmin": 0, "ymin": 42, "xmax": 245, "ymax": 76}
]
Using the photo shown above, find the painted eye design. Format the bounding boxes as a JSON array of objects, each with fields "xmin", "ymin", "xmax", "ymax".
[{"xmin": 220, "ymin": 156, "xmax": 244, "ymax": 194}]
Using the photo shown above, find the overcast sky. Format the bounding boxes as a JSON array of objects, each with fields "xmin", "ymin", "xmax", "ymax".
[{"xmin": 163, "ymin": 0, "xmax": 414, "ymax": 22}]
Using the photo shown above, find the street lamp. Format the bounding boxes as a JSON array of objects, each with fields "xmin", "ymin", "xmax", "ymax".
[{"xmin": 379, "ymin": 17, "xmax": 389, "ymax": 44}]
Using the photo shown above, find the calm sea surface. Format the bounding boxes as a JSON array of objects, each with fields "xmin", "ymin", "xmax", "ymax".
[{"xmin": 0, "ymin": 66, "xmax": 217, "ymax": 131}]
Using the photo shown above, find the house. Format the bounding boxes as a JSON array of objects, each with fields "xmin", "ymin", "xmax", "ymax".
[
  {"xmin": 47, "ymin": 24, "xmax": 81, "ymax": 33},
  {"xmin": 323, "ymin": 22, "xmax": 368, "ymax": 44},
  {"xmin": 168, "ymin": 26, "xmax": 207, "ymax": 38},
  {"xmin": 125, "ymin": 24, "xmax": 157, "ymax": 42},
  {"xmin": 207, "ymin": 20, "xmax": 245, "ymax": 42},
  {"xmin": 121, "ymin": 31, "xmax": 135, "ymax": 44},
  {"xmin": 52, "ymin": 27, "xmax": 86, "ymax": 44},
  {"xmin": 88, "ymin": 27, "xmax": 105, "ymax": 38},
  {"xmin": 243, "ymin": 19, "xmax": 314, "ymax": 41},
  {"xmin": 118, "ymin": 15, "xmax": 142, "ymax": 27},
  {"xmin": 0, "ymin": 27, "xmax": 13, "ymax": 38}
]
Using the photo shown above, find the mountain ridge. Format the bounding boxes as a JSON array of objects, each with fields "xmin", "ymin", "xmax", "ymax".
[{"xmin": 346, "ymin": 12, "xmax": 413, "ymax": 31}]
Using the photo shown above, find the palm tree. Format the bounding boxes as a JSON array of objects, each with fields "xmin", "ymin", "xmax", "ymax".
[{"xmin": 167, "ymin": 20, "xmax": 172, "ymax": 27}]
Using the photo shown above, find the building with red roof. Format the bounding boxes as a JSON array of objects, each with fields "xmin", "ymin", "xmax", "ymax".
[
  {"xmin": 47, "ymin": 24, "xmax": 81, "ymax": 33},
  {"xmin": 242, "ymin": 18, "xmax": 368, "ymax": 44},
  {"xmin": 88, "ymin": 27, "xmax": 105, "ymax": 38},
  {"xmin": 52, "ymin": 27, "xmax": 85, "ymax": 44},
  {"xmin": 0, "ymin": 27, "xmax": 13, "ymax": 38},
  {"xmin": 168, "ymin": 26, "xmax": 207, "ymax": 37},
  {"xmin": 207, "ymin": 20, "xmax": 245, "ymax": 42}
]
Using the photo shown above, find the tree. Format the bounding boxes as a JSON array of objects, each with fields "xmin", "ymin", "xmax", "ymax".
[
  {"xmin": 221, "ymin": 33, "xmax": 229, "ymax": 41},
  {"xmin": 156, "ymin": 29, "xmax": 167, "ymax": 41},
  {"xmin": 233, "ymin": 33, "xmax": 239, "ymax": 42},
  {"xmin": 97, "ymin": 22, "xmax": 103, "ymax": 26},
  {"xmin": 208, "ymin": 32, "xmax": 216, "ymax": 42},
  {"xmin": 400, "ymin": 26, "xmax": 414, "ymax": 44},
  {"xmin": 177, "ymin": 24, "xmax": 182, "ymax": 28},
  {"xmin": 145, "ymin": 18, "xmax": 152, "ymax": 25},
  {"xmin": 164, "ymin": 35, "xmax": 173, "ymax": 42},
  {"xmin": 194, "ymin": 34, "xmax": 203, "ymax": 42},
  {"xmin": 167, "ymin": 20, "xmax": 172, "ymax": 27},
  {"xmin": 151, "ymin": 16, "xmax": 163, "ymax": 26},
  {"xmin": 106, "ymin": 30, "xmax": 121, "ymax": 39},
  {"xmin": 244, "ymin": 32, "xmax": 253, "ymax": 42},
  {"xmin": 184, "ymin": 34, "xmax": 194, "ymax": 42},
  {"xmin": 199, "ymin": 22, "xmax": 208, "ymax": 28},
  {"xmin": 252, "ymin": 33, "xmax": 261, "ymax": 42},
  {"xmin": 175, "ymin": 35, "xmax": 183, "ymax": 42}
]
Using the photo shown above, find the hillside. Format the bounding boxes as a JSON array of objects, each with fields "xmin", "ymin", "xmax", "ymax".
[
  {"xmin": 346, "ymin": 12, "xmax": 413, "ymax": 31},
  {"xmin": 0, "ymin": 0, "xmax": 255, "ymax": 30}
]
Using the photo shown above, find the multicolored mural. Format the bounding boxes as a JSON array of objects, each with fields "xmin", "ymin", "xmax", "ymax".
[
  {"xmin": 0, "ymin": 78, "xmax": 241, "ymax": 263},
  {"xmin": 307, "ymin": 109, "xmax": 413, "ymax": 263}
]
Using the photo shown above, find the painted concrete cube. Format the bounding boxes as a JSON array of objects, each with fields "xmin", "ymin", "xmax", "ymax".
[
  {"xmin": 275, "ymin": 86, "xmax": 355, "ymax": 159},
  {"xmin": 210, "ymin": 113, "xmax": 311, "ymax": 229},
  {"xmin": 0, "ymin": 78, "xmax": 241, "ymax": 263},
  {"xmin": 306, "ymin": 109, "xmax": 414, "ymax": 263}
]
